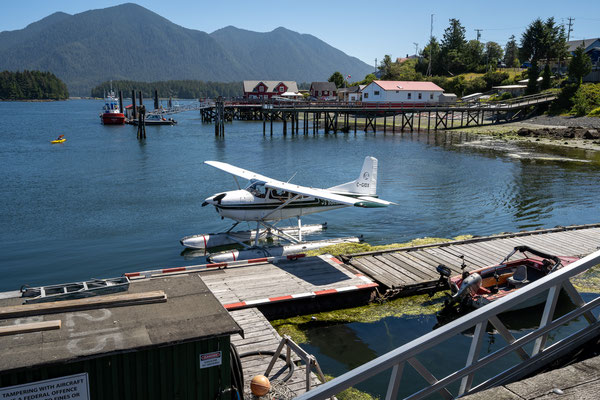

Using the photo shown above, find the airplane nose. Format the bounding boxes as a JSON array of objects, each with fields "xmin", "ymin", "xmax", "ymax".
[{"xmin": 202, "ymin": 193, "xmax": 227, "ymax": 207}]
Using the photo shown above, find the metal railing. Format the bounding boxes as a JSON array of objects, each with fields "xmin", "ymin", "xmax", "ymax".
[
  {"xmin": 206, "ymin": 92, "xmax": 557, "ymax": 112},
  {"xmin": 297, "ymin": 249, "xmax": 600, "ymax": 400}
]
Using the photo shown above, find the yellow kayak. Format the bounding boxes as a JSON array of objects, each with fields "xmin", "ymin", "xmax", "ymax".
[{"xmin": 51, "ymin": 138, "xmax": 66, "ymax": 144}]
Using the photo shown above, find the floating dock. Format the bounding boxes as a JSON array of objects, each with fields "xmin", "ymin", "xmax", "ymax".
[{"xmin": 345, "ymin": 223, "xmax": 600, "ymax": 294}]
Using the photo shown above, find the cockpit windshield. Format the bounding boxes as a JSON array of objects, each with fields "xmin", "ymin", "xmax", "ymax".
[{"xmin": 245, "ymin": 180, "xmax": 267, "ymax": 198}]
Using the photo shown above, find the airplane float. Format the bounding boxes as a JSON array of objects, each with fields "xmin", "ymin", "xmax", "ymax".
[{"xmin": 180, "ymin": 156, "xmax": 394, "ymax": 262}]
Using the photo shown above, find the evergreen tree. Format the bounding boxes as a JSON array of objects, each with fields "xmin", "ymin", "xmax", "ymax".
[
  {"xmin": 485, "ymin": 42, "xmax": 504, "ymax": 69},
  {"xmin": 463, "ymin": 40, "xmax": 485, "ymax": 72},
  {"xmin": 440, "ymin": 19, "xmax": 467, "ymax": 75},
  {"xmin": 541, "ymin": 64, "xmax": 552, "ymax": 90},
  {"xmin": 328, "ymin": 72, "xmax": 345, "ymax": 88},
  {"xmin": 526, "ymin": 60, "xmax": 540, "ymax": 95},
  {"xmin": 504, "ymin": 35, "xmax": 520, "ymax": 68},
  {"xmin": 378, "ymin": 55, "xmax": 394, "ymax": 79},
  {"xmin": 520, "ymin": 18, "xmax": 547, "ymax": 63},
  {"xmin": 568, "ymin": 45, "xmax": 592, "ymax": 85}
]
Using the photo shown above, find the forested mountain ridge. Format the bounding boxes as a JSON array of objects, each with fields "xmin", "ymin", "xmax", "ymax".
[{"xmin": 0, "ymin": 3, "xmax": 372, "ymax": 96}]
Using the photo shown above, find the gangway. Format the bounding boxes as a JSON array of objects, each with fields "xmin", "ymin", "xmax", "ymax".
[{"xmin": 297, "ymin": 249, "xmax": 600, "ymax": 400}]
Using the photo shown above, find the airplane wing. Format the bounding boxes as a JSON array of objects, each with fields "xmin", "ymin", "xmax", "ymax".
[
  {"xmin": 206, "ymin": 160, "xmax": 393, "ymax": 208},
  {"xmin": 205, "ymin": 161, "xmax": 272, "ymax": 182},
  {"xmin": 264, "ymin": 181, "xmax": 391, "ymax": 208}
]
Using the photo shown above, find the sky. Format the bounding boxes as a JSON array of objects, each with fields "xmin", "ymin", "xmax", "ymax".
[{"xmin": 1, "ymin": 0, "xmax": 599, "ymax": 67}]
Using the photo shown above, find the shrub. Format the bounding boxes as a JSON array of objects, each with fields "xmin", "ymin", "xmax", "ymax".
[
  {"xmin": 548, "ymin": 83, "xmax": 578, "ymax": 115},
  {"xmin": 571, "ymin": 83, "xmax": 600, "ymax": 116},
  {"xmin": 588, "ymin": 107, "xmax": 600, "ymax": 117}
]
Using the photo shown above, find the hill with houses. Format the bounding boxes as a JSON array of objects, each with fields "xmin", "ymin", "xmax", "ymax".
[{"xmin": 0, "ymin": 3, "xmax": 372, "ymax": 96}]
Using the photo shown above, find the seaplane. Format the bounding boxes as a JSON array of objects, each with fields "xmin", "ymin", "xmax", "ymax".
[{"xmin": 180, "ymin": 156, "xmax": 394, "ymax": 262}]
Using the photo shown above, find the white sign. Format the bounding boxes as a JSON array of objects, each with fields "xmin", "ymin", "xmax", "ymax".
[
  {"xmin": 199, "ymin": 351, "xmax": 222, "ymax": 368},
  {"xmin": 0, "ymin": 373, "xmax": 89, "ymax": 400}
]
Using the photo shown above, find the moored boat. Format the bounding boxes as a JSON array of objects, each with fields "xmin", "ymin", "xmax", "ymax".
[
  {"xmin": 439, "ymin": 246, "xmax": 579, "ymax": 314},
  {"xmin": 100, "ymin": 90, "xmax": 125, "ymax": 125},
  {"xmin": 131, "ymin": 114, "xmax": 177, "ymax": 125}
]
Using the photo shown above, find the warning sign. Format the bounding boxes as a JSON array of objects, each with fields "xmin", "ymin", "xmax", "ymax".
[
  {"xmin": 0, "ymin": 373, "xmax": 89, "ymax": 400},
  {"xmin": 200, "ymin": 351, "xmax": 222, "ymax": 368}
]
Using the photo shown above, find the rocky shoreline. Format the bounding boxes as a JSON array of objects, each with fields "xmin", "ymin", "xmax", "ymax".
[{"xmin": 516, "ymin": 126, "xmax": 600, "ymax": 142}]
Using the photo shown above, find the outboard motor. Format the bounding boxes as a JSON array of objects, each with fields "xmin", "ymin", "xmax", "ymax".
[{"xmin": 447, "ymin": 272, "xmax": 482, "ymax": 306}]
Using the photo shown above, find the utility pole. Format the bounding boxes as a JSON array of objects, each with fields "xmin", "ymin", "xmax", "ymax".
[
  {"xmin": 427, "ymin": 14, "xmax": 434, "ymax": 76},
  {"xmin": 566, "ymin": 17, "xmax": 574, "ymax": 42},
  {"xmin": 475, "ymin": 29, "xmax": 483, "ymax": 42},
  {"xmin": 374, "ymin": 58, "xmax": 378, "ymax": 72},
  {"xmin": 413, "ymin": 42, "xmax": 419, "ymax": 57}
]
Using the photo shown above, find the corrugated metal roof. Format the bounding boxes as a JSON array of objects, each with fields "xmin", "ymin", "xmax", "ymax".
[
  {"xmin": 243, "ymin": 80, "xmax": 299, "ymax": 93},
  {"xmin": 371, "ymin": 80, "xmax": 443, "ymax": 92}
]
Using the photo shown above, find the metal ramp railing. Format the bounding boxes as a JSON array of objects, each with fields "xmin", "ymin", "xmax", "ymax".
[{"xmin": 296, "ymin": 249, "xmax": 600, "ymax": 400}]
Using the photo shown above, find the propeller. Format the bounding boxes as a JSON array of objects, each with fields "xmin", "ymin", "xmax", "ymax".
[{"xmin": 202, "ymin": 193, "xmax": 227, "ymax": 207}]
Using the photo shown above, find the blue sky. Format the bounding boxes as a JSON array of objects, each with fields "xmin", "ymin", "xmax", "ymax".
[{"xmin": 2, "ymin": 1, "xmax": 599, "ymax": 66}]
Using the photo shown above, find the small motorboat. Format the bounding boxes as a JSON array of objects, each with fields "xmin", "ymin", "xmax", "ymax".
[
  {"xmin": 51, "ymin": 135, "xmax": 66, "ymax": 144},
  {"xmin": 438, "ymin": 246, "xmax": 579, "ymax": 314},
  {"xmin": 131, "ymin": 114, "xmax": 177, "ymax": 126}
]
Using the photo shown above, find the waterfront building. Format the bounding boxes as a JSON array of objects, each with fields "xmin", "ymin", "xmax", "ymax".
[
  {"xmin": 243, "ymin": 80, "xmax": 299, "ymax": 99},
  {"xmin": 309, "ymin": 82, "xmax": 338, "ymax": 101},
  {"xmin": 361, "ymin": 80, "xmax": 444, "ymax": 103}
]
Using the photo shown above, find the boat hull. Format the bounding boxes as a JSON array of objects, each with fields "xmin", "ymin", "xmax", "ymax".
[{"xmin": 101, "ymin": 113, "xmax": 125, "ymax": 125}]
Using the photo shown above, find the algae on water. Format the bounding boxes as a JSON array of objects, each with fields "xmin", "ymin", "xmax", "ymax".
[
  {"xmin": 305, "ymin": 235, "xmax": 473, "ymax": 257},
  {"xmin": 272, "ymin": 292, "xmax": 448, "ymax": 344}
]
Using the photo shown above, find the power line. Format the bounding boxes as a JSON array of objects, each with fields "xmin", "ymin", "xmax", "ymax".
[{"xmin": 475, "ymin": 29, "xmax": 483, "ymax": 41}]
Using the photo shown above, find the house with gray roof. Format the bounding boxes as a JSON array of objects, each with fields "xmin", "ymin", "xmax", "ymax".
[
  {"xmin": 243, "ymin": 81, "xmax": 299, "ymax": 99},
  {"xmin": 567, "ymin": 38, "xmax": 600, "ymax": 82},
  {"xmin": 309, "ymin": 82, "xmax": 337, "ymax": 101}
]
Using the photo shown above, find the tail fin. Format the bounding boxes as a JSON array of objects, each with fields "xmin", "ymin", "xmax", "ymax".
[{"xmin": 328, "ymin": 156, "xmax": 378, "ymax": 196}]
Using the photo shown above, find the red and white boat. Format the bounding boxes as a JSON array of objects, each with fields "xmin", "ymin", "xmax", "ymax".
[
  {"xmin": 99, "ymin": 91, "xmax": 125, "ymax": 125},
  {"xmin": 438, "ymin": 246, "xmax": 579, "ymax": 313}
]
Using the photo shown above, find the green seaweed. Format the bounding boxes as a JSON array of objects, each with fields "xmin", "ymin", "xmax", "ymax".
[
  {"xmin": 305, "ymin": 235, "xmax": 473, "ymax": 257},
  {"xmin": 571, "ymin": 265, "xmax": 600, "ymax": 293},
  {"xmin": 272, "ymin": 292, "xmax": 448, "ymax": 344},
  {"xmin": 320, "ymin": 375, "xmax": 380, "ymax": 400}
]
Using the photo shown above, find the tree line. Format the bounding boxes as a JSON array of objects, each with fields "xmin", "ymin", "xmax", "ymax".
[
  {"xmin": 0, "ymin": 70, "xmax": 69, "ymax": 100},
  {"xmin": 90, "ymin": 80, "xmax": 244, "ymax": 99},
  {"xmin": 329, "ymin": 16, "xmax": 593, "ymax": 101}
]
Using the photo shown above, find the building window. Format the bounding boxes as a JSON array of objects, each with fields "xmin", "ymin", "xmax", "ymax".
[
  {"xmin": 374, "ymin": 90, "xmax": 380, "ymax": 95},
  {"xmin": 364, "ymin": 92, "xmax": 369, "ymax": 98},
  {"xmin": 259, "ymin": 86, "xmax": 264, "ymax": 92},
  {"xmin": 418, "ymin": 93, "xmax": 422, "ymax": 99},
  {"xmin": 407, "ymin": 93, "xmax": 412, "ymax": 99},
  {"xmin": 430, "ymin": 93, "xmax": 434, "ymax": 100},
  {"xmin": 279, "ymin": 86, "xmax": 285, "ymax": 92},
  {"xmin": 396, "ymin": 90, "xmax": 399, "ymax": 93}
]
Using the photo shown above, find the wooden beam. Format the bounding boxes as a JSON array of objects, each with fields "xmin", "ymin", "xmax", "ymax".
[
  {"xmin": 0, "ymin": 320, "xmax": 62, "ymax": 336},
  {"xmin": 0, "ymin": 291, "xmax": 167, "ymax": 319}
]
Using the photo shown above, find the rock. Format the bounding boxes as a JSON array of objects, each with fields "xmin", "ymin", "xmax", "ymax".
[{"xmin": 583, "ymin": 129, "xmax": 600, "ymax": 139}]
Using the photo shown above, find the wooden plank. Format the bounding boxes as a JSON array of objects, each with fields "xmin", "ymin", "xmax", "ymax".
[
  {"xmin": 0, "ymin": 291, "xmax": 167, "ymax": 319},
  {"xmin": 377, "ymin": 254, "xmax": 425, "ymax": 282},
  {"xmin": 390, "ymin": 252, "xmax": 439, "ymax": 280},
  {"xmin": 408, "ymin": 251, "xmax": 462, "ymax": 275},
  {"xmin": 384, "ymin": 253, "xmax": 435, "ymax": 281},
  {"xmin": 372, "ymin": 255, "xmax": 415, "ymax": 284},
  {"xmin": 0, "ymin": 320, "xmax": 62, "ymax": 336},
  {"xmin": 354, "ymin": 257, "xmax": 399, "ymax": 288}
]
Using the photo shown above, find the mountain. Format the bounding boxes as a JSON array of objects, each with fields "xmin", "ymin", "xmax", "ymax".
[{"xmin": 0, "ymin": 3, "xmax": 372, "ymax": 96}]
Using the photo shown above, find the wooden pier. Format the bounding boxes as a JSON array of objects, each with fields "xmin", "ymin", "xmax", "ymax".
[
  {"xmin": 344, "ymin": 223, "xmax": 600, "ymax": 294},
  {"xmin": 200, "ymin": 93, "xmax": 557, "ymax": 135}
]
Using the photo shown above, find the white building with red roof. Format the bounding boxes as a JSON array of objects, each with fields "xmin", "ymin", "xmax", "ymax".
[{"xmin": 361, "ymin": 80, "xmax": 444, "ymax": 103}]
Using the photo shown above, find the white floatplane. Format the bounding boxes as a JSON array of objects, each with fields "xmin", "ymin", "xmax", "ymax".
[{"xmin": 182, "ymin": 156, "xmax": 394, "ymax": 261}]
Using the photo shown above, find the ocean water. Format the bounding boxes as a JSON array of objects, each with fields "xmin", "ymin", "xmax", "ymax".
[{"xmin": 1, "ymin": 99, "xmax": 600, "ymax": 291}]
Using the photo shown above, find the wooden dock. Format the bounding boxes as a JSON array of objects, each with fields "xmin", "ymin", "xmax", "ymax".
[
  {"xmin": 345, "ymin": 224, "xmax": 600, "ymax": 293},
  {"xmin": 229, "ymin": 308, "xmax": 320, "ymax": 398}
]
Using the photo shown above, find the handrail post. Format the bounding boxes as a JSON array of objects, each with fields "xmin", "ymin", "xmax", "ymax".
[
  {"xmin": 459, "ymin": 321, "xmax": 486, "ymax": 396},
  {"xmin": 532, "ymin": 284, "xmax": 561, "ymax": 356},
  {"xmin": 385, "ymin": 362, "xmax": 405, "ymax": 400}
]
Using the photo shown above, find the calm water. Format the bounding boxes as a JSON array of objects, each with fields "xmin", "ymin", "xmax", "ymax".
[
  {"xmin": 1, "ymin": 99, "xmax": 600, "ymax": 291},
  {"xmin": 1, "ymin": 99, "xmax": 600, "ymax": 396}
]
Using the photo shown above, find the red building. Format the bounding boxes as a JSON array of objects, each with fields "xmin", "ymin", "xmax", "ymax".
[{"xmin": 243, "ymin": 80, "xmax": 299, "ymax": 99}]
